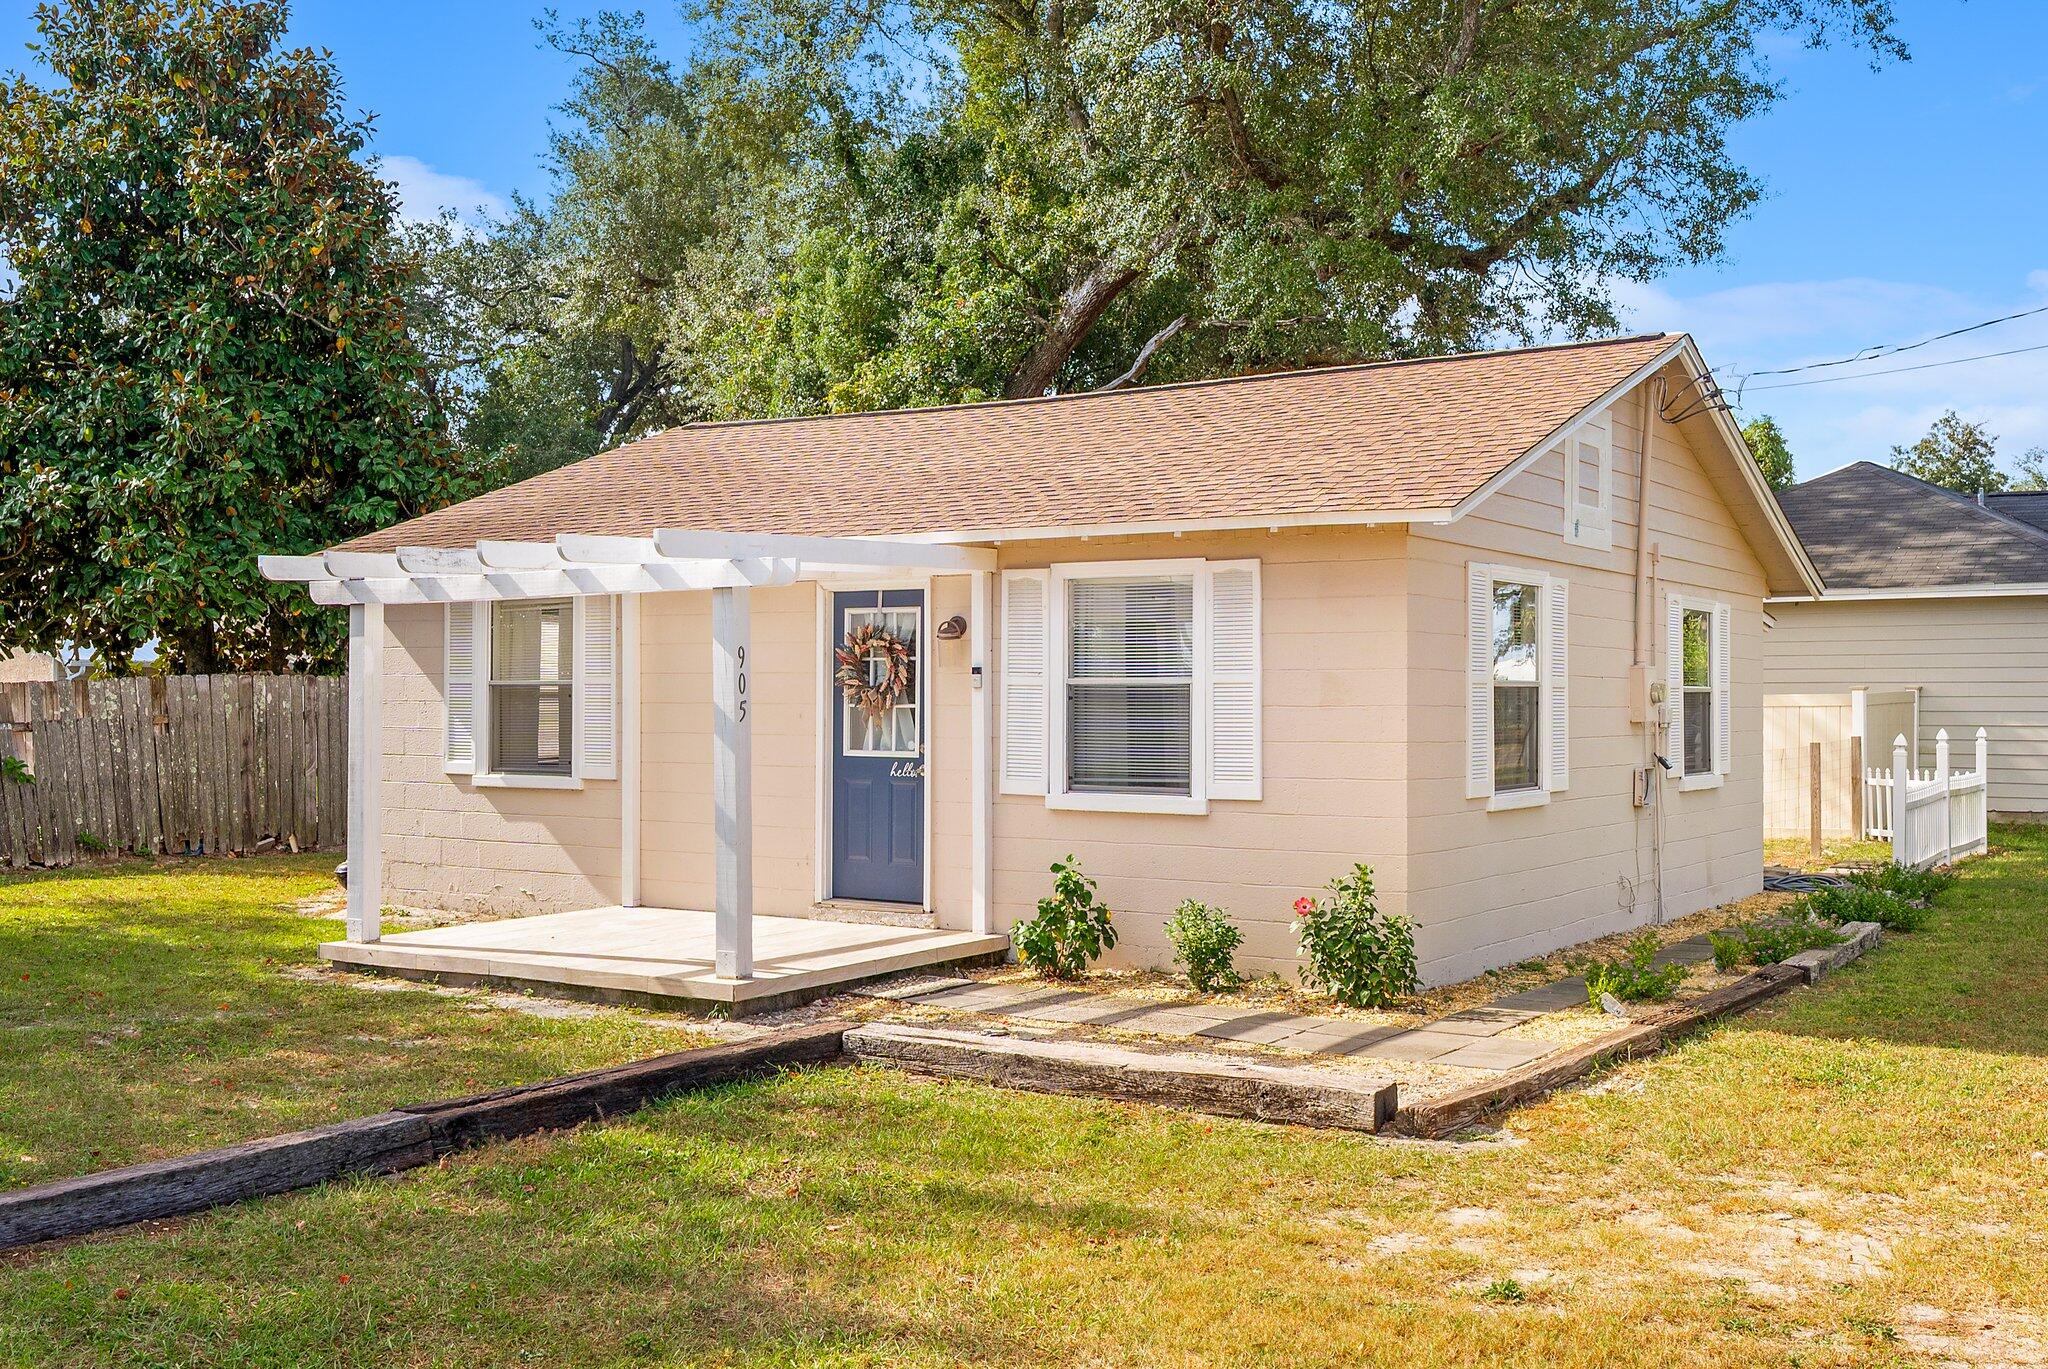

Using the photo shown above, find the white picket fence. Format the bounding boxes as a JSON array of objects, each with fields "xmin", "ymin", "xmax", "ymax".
[{"xmin": 1863, "ymin": 728, "xmax": 1989, "ymax": 869}]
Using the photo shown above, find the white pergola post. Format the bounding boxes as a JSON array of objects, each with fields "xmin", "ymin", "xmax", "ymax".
[
  {"xmin": 346, "ymin": 603, "xmax": 384, "ymax": 943},
  {"xmin": 712, "ymin": 585, "xmax": 754, "ymax": 979},
  {"xmin": 620, "ymin": 593, "xmax": 642, "ymax": 908},
  {"xmin": 969, "ymin": 569, "xmax": 993, "ymax": 935}
]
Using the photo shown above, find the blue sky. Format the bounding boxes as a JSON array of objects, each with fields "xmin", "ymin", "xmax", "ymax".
[{"xmin": 4, "ymin": 0, "xmax": 2044, "ymax": 483}]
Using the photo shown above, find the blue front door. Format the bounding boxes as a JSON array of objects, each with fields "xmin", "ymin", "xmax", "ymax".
[{"xmin": 830, "ymin": 590, "xmax": 925, "ymax": 903}]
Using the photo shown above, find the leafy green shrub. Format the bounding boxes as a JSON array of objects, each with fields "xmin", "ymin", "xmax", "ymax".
[
  {"xmin": 1800, "ymin": 883, "xmax": 1929, "ymax": 932},
  {"xmin": 1480, "ymin": 1276, "xmax": 1527, "ymax": 1304},
  {"xmin": 1713, "ymin": 916, "xmax": 1843, "ymax": 968},
  {"xmin": 1164, "ymin": 899, "xmax": 1242, "ymax": 993},
  {"xmin": 1578, "ymin": 931, "xmax": 1686, "ymax": 1006},
  {"xmin": 74, "ymin": 832, "xmax": 110, "ymax": 854},
  {"xmin": 1014, "ymin": 856, "xmax": 1117, "ymax": 979},
  {"xmin": 1847, "ymin": 861, "xmax": 1954, "ymax": 904},
  {"xmin": 1292, "ymin": 864, "xmax": 1417, "ymax": 1008},
  {"xmin": 0, "ymin": 755, "xmax": 30, "ymax": 785}
]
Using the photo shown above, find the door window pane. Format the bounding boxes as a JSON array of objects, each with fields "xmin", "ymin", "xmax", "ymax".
[
  {"xmin": 842, "ymin": 606, "xmax": 920, "ymax": 757},
  {"xmin": 1491, "ymin": 581, "xmax": 1541, "ymax": 792},
  {"xmin": 1067, "ymin": 576, "xmax": 1194, "ymax": 795},
  {"xmin": 491, "ymin": 600, "xmax": 574, "ymax": 775}
]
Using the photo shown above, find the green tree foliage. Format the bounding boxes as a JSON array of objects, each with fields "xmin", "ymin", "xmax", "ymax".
[
  {"xmin": 1742, "ymin": 415, "xmax": 1796, "ymax": 490},
  {"xmin": 421, "ymin": 1, "xmax": 1903, "ymax": 461},
  {"xmin": 0, "ymin": 1, "xmax": 474, "ymax": 672},
  {"xmin": 1891, "ymin": 410, "xmax": 2008, "ymax": 495}
]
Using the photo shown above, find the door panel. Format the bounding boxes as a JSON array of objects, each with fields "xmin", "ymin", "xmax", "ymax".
[{"xmin": 830, "ymin": 590, "xmax": 925, "ymax": 903}]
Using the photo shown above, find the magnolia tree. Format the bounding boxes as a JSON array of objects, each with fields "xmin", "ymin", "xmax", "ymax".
[{"xmin": 0, "ymin": 0, "xmax": 474, "ymax": 672}]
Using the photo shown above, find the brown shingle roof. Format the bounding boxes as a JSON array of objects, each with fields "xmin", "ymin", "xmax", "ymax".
[
  {"xmin": 1775, "ymin": 462, "xmax": 2048, "ymax": 590},
  {"xmin": 339, "ymin": 334, "xmax": 1676, "ymax": 552}
]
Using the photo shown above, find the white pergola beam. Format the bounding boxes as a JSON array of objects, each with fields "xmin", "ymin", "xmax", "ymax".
[
  {"xmin": 477, "ymin": 540, "xmax": 566, "ymax": 570},
  {"xmin": 397, "ymin": 545, "xmax": 484, "ymax": 574},
  {"xmin": 326, "ymin": 551, "xmax": 403, "ymax": 580},
  {"xmin": 557, "ymin": 533, "xmax": 659, "ymax": 564},
  {"xmin": 258, "ymin": 554, "xmax": 328, "ymax": 582},
  {"xmin": 654, "ymin": 528, "xmax": 996, "ymax": 573}
]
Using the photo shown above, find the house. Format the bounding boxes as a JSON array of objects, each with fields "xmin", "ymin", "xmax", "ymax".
[
  {"xmin": 262, "ymin": 333, "xmax": 1818, "ymax": 1012},
  {"xmin": 1767, "ymin": 460, "xmax": 2048, "ymax": 820},
  {"xmin": 0, "ymin": 651, "xmax": 62, "ymax": 684}
]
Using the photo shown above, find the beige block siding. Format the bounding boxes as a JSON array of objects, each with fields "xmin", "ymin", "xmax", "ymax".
[
  {"xmin": 988, "ymin": 527, "xmax": 1410, "ymax": 980},
  {"xmin": 1404, "ymin": 378, "xmax": 1769, "ymax": 983},
  {"xmin": 1765, "ymin": 595, "xmax": 2048, "ymax": 814},
  {"xmin": 381, "ymin": 605, "xmax": 622, "ymax": 915}
]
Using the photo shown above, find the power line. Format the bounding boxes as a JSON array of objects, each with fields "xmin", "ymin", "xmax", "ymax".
[
  {"xmin": 1734, "ymin": 301, "xmax": 2048, "ymax": 385},
  {"xmin": 1744, "ymin": 339, "xmax": 2048, "ymax": 392}
]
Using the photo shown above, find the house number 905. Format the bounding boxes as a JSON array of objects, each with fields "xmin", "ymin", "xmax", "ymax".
[{"xmin": 735, "ymin": 645, "xmax": 748, "ymax": 724}]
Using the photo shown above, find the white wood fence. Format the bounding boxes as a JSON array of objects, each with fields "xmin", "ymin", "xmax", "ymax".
[{"xmin": 1864, "ymin": 728, "xmax": 1989, "ymax": 869}]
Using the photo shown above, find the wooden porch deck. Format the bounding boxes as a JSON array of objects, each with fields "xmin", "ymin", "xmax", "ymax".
[{"xmin": 320, "ymin": 906, "xmax": 1010, "ymax": 1016}]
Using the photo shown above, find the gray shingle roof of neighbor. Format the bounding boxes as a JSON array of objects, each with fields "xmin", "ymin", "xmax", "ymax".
[
  {"xmin": 1774, "ymin": 461, "xmax": 2048, "ymax": 590},
  {"xmin": 1985, "ymin": 490, "xmax": 2048, "ymax": 535}
]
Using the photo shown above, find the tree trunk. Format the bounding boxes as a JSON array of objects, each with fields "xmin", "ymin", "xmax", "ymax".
[{"xmin": 1003, "ymin": 260, "xmax": 1144, "ymax": 399}]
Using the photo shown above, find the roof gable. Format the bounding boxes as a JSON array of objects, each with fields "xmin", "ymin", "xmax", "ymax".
[{"xmin": 1776, "ymin": 462, "xmax": 2048, "ymax": 590}]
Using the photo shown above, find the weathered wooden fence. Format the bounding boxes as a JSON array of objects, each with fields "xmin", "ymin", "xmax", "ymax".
[{"xmin": 0, "ymin": 674, "xmax": 346, "ymax": 868}]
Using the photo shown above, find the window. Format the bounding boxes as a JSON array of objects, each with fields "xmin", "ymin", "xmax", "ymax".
[
  {"xmin": 843, "ymin": 604, "xmax": 920, "ymax": 757},
  {"xmin": 491, "ymin": 600, "xmax": 574, "ymax": 775},
  {"xmin": 1491, "ymin": 580, "xmax": 1542, "ymax": 792},
  {"xmin": 1066, "ymin": 575, "xmax": 1195, "ymax": 795},
  {"xmin": 998, "ymin": 559, "xmax": 1260, "ymax": 811},
  {"xmin": 1681, "ymin": 606, "xmax": 1713, "ymax": 776},
  {"xmin": 1665, "ymin": 594, "xmax": 1729, "ymax": 788},
  {"xmin": 1466, "ymin": 563, "xmax": 1569, "ymax": 806}
]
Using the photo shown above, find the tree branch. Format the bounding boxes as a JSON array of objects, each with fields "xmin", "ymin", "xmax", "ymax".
[{"xmin": 1094, "ymin": 315, "xmax": 1187, "ymax": 392}]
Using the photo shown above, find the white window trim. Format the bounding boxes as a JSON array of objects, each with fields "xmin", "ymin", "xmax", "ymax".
[
  {"xmin": 1470, "ymin": 562, "xmax": 1567, "ymax": 812},
  {"xmin": 1047, "ymin": 557, "xmax": 1212, "ymax": 816},
  {"xmin": 1561, "ymin": 410, "xmax": 1614, "ymax": 551},
  {"xmin": 474, "ymin": 597, "xmax": 587, "ymax": 789},
  {"xmin": 1670, "ymin": 593, "xmax": 1727, "ymax": 792}
]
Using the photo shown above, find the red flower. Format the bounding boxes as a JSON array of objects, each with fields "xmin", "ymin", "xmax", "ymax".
[{"xmin": 1293, "ymin": 896, "xmax": 1316, "ymax": 915}]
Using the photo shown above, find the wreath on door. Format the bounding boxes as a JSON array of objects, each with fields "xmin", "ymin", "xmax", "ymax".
[{"xmin": 833, "ymin": 623, "xmax": 913, "ymax": 720}]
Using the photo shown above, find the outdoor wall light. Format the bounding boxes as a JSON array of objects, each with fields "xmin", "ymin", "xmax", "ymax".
[{"xmin": 935, "ymin": 614, "xmax": 967, "ymax": 640}]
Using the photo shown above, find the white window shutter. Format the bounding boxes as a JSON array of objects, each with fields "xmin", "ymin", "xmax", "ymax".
[
  {"xmin": 1000, "ymin": 570, "xmax": 1050, "ymax": 795},
  {"xmin": 1665, "ymin": 592, "xmax": 1685, "ymax": 781},
  {"xmin": 1466, "ymin": 563, "xmax": 1494, "ymax": 799},
  {"xmin": 1713, "ymin": 602, "xmax": 1733, "ymax": 777},
  {"xmin": 444, "ymin": 602, "xmax": 478, "ymax": 774},
  {"xmin": 1206, "ymin": 560, "xmax": 1261, "ymax": 800},
  {"xmin": 579, "ymin": 594, "xmax": 619, "ymax": 780},
  {"xmin": 1543, "ymin": 577, "xmax": 1569, "ymax": 793}
]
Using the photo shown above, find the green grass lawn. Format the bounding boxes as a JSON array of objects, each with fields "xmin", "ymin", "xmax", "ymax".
[
  {"xmin": 4, "ymin": 838, "xmax": 2047, "ymax": 1366},
  {"xmin": 0, "ymin": 854, "xmax": 706, "ymax": 1190}
]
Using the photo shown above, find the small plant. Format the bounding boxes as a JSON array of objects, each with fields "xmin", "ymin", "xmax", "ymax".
[
  {"xmin": 1800, "ymin": 883, "xmax": 1929, "ymax": 933},
  {"xmin": 1480, "ymin": 1276, "xmax": 1527, "ymax": 1304},
  {"xmin": 1164, "ymin": 899, "xmax": 1242, "ymax": 993},
  {"xmin": 1848, "ymin": 861, "xmax": 1955, "ymax": 903},
  {"xmin": 1713, "ymin": 916, "xmax": 1843, "ymax": 968},
  {"xmin": 1292, "ymin": 863, "xmax": 1417, "ymax": 1008},
  {"xmin": 0, "ymin": 755, "xmax": 30, "ymax": 785},
  {"xmin": 75, "ymin": 832, "xmax": 110, "ymax": 855},
  {"xmin": 1014, "ymin": 856, "xmax": 1116, "ymax": 979},
  {"xmin": 1578, "ymin": 931, "xmax": 1686, "ymax": 1006}
]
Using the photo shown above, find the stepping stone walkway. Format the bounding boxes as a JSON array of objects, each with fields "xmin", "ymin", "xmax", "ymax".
[{"xmin": 879, "ymin": 930, "xmax": 1723, "ymax": 1075}]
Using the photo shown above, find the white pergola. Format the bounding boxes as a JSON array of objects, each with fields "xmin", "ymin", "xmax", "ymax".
[{"xmin": 261, "ymin": 529, "xmax": 998, "ymax": 981}]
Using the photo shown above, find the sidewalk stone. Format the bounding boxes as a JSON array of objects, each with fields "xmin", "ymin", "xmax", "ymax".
[
  {"xmin": 1346, "ymin": 1028, "xmax": 1474, "ymax": 1063},
  {"xmin": 1196, "ymin": 1011, "xmax": 1323, "ymax": 1045},
  {"xmin": 1435, "ymin": 1037, "xmax": 1558, "ymax": 1071}
]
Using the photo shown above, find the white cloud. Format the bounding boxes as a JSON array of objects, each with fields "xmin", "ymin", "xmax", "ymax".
[
  {"xmin": 1617, "ymin": 271, "xmax": 2048, "ymax": 479},
  {"xmin": 377, "ymin": 154, "xmax": 506, "ymax": 225}
]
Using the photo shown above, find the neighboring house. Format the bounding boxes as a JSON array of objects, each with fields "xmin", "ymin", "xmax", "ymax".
[
  {"xmin": 0, "ymin": 651, "xmax": 61, "ymax": 684},
  {"xmin": 1768, "ymin": 461, "xmax": 2048, "ymax": 819},
  {"xmin": 264, "ymin": 332, "xmax": 1816, "ymax": 1006}
]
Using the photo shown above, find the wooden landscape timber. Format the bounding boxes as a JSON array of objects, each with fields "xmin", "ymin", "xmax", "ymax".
[
  {"xmin": 1394, "ymin": 964, "xmax": 1810, "ymax": 1139},
  {"xmin": 845, "ymin": 1023, "xmax": 1402, "ymax": 1132},
  {"xmin": 0, "ymin": 1024, "xmax": 847, "ymax": 1252}
]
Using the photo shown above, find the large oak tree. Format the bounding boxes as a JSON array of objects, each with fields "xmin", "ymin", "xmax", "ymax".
[{"xmin": 0, "ymin": 0, "xmax": 474, "ymax": 672}]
